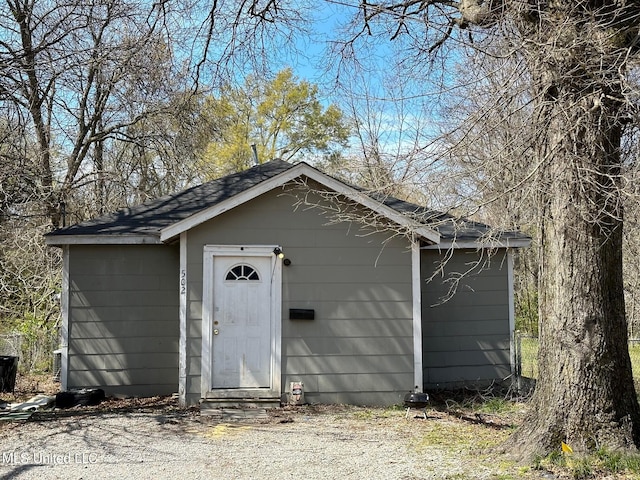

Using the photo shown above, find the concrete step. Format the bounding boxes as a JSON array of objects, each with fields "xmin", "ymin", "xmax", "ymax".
[
  {"xmin": 199, "ymin": 404, "xmax": 273, "ymax": 419},
  {"xmin": 200, "ymin": 390, "xmax": 281, "ymax": 415},
  {"xmin": 201, "ymin": 397, "xmax": 280, "ymax": 408},
  {"xmin": 204, "ymin": 389, "xmax": 279, "ymax": 400}
]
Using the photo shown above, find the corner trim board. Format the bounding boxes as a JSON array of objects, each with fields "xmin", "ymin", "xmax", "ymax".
[
  {"xmin": 178, "ymin": 232, "xmax": 188, "ymax": 407},
  {"xmin": 412, "ymin": 237, "xmax": 423, "ymax": 392},
  {"xmin": 60, "ymin": 245, "xmax": 70, "ymax": 391},
  {"xmin": 507, "ymin": 250, "xmax": 516, "ymax": 378}
]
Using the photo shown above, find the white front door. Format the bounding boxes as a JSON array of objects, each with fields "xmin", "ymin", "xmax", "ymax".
[{"xmin": 211, "ymin": 255, "xmax": 272, "ymax": 388}]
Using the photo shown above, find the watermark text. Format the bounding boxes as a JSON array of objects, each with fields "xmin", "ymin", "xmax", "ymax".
[{"xmin": 1, "ymin": 450, "xmax": 99, "ymax": 465}]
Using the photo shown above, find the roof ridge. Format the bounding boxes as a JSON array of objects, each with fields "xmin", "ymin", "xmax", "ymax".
[{"xmin": 45, "ymin": 158, "xmax": 530, "ymax": 247}]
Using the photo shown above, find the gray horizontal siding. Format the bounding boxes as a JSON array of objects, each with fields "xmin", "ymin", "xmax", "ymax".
[
  {"xmin": 286, "ymin": 319, "xmax": 413, "ymax": 338},
  {"xmin": 426, "ymin": 335, "xmax": 510, "ymax": 352},
  {"xmin": 302, "ymin": 391, "xmax": 409, "ymax": 406},
  {"xmin": 285, "ymin": 301, "xmax": 411, "ymax": 321},
  {"xmin": 424, "ymin": 318, "xmax": 510, "ymax": 336},
  {"xmin": 283, "ymin": 266, "xmax": 410, "ymax": 284},
  {"xmin": 286, "ymin": 283, "xmax": 411, "ymax": 302},
  {"xmin": 424, "ymin": 349, "xmax": 509, "ymax": 367},
  {"xmin": 72, "ymin": 353, "xmax": 177, "ymax": 370},
  {"xmin": 284, "ymin": 373, "xmax": 413, "ymax": 406},
  {"xmin": 69, "ymin": 274, "xmax": 176, "ymax": 291},
  {"xmin": 70, "ymin": 291, "xmax": 177, "ymax": 308},
  {"xmin": 68, "ymin": 337, "xmax": 176, "ymax": 355},
  {"xmin": 70, "ymin": 319, "xmax": 177, "ymax": 338},
  {"xmin": 70, "ymin": 306, "xmax": 177, "ymax": 323},
  {"xmin": 283, "ymin": 336, "xmax": 413, "ymax": 356},
  {"xmin": 69, "ymin": 253, "xmax": 175, "ymax": 275},
  {"xmin": 315, "ymin": 373, "xmax": 411, "ymax": 392},
  {"xmin": 187, "ymin": 187, "xmax": 415, "ymax": 404},
  {"xmin": 284, "ymin": 354, "xmax": 412, "ymax": 375},
  {"xmin": 425, "ymin": 365, "xmax": 511, "ymax": 385},
  {"xmin": 71, "ymin": 368, "xmax": 177, "ymax": 387},
  {"xmin": 426, "ymin": 277, "xmax": 508, "ymax": 294},
  {"xmin": 421, "ymin": 249, "xmax": 511, "ymax": 389},
  {"xmin": 67, "ymin": 245, "xmax": 179, "ymax": 397}
]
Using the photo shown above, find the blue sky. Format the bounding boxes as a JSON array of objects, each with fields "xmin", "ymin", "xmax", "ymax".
[{"xmin": 191, "ymin": 0, "xmax": 452, "ymax": 194}]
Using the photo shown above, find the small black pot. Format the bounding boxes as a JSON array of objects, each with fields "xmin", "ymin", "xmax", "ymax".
[{"xmin": 403, "ymin": 392, "xmax": 429, "ymax": 408}]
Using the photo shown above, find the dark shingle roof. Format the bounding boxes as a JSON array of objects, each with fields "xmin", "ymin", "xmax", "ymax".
[
  {"xmin": 45, "ymin": 159, "xmax": 529, "ymax": 246},
  {"xmin": 378, "ymin": 196, "xmax": 528, "ymax": 244},
  {"xmin": 46, "ymin": 160, "xmax": 293, "ymax": 239}
]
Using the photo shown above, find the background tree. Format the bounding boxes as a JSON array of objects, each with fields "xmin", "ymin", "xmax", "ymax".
[
  {"xmin": 0, "ymin": 0, "xmax": 195, "ymax": 368},
  {"xmin": 435, "ymin": 52, "xmax": 540, "ymax": 335},
  {"xmin": 0, "ymin": 0, "xmax": 188, "ymax": 227},
  {"xmin": 68, "ymin": 92, "xmax": 211, "ymax": 221},
  {"xmin": 317, "ymin": 67, "xmax": 441, "ymax": 202},
  {"xmin": 621, "ymin": 125, "xmax": 640, "ymax": 340},
  {"xmin": 198, "ymin": 68, "xmax": 351, "ymax": 178}
]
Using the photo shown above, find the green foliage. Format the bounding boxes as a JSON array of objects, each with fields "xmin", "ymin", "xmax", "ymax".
[
  {"xmin": 533, "ymin": 447, "xmax": 640, "ymax": 479},
  {"xmin": 198, "ymin": 68, "xmax": 351, "ymax": 178},
  {"xmin": 629, "ymin": 343, "xmax": 640, "ymax": 394},
  {"xmin": 519, "ymin": 335, "xmax": 539, "ymax": 379},
  {"xmin": 515, "ymin": 287, "xmax": 538, "ymax": 335},
  {"xmin": 595, "ymin": 448, "xmax": 626, "ymax": 472},
  {"xmin": 96, "ymin": 91, "xmax": 211, "ymax": 213},
  {"xmin": 11, "ymin": 312, "xmax": 57, "ymax": 373},
  {"xmin": 522, "ymin": 338, "xmax": 640, "ymax": 385},
  {"xmin": 442, "ymin": 393, "xmax": 522, "ymax": 419},
  {"xmin": 631, "ymin": 343, "xmax": 640, "ymax": 370},
  {"xmin": 0, "ymin": 220, "xmax": 61, "ymax": 372},
  {"xmin": 475, "ymin": 397, "xmax": 518, "ymax": 415}
]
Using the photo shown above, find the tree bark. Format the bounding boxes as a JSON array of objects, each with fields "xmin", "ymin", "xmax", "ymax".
[{"xmin": 508, "ymin": 58, "xmax": 640, "ymax": 458}]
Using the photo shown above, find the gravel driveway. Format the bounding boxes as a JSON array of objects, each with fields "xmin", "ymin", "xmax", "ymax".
[{"xmin": 0, "ymin": 400, "xmax": 547, "ymax": 479}]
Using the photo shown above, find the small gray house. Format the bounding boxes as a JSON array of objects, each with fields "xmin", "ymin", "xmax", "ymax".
[{"xmin": 45, "ymin": 160, "xmax": 530, "ymax": 407}]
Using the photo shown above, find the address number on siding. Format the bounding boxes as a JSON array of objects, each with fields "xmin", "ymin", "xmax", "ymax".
[{"xmin": 180, "ymin": 269, "xmax": 186, "ymax": 295}]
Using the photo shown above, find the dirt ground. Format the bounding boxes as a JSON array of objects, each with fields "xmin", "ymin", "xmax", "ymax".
[{"xmin": 0, "ymin": 374, "xmax": 589, "ymax": 479}]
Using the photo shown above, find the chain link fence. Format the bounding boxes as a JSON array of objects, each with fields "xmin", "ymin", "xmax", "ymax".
[
  {"xmin": 0, "ymin": 331, "xmax": 58, "ymax": 374},
  {"xmin": 514, "ymin": 332, "xmax": 640, "ymax": 385},
  {"xmin": 513, "ymin": 332, "xmax": 538, "ymax": 380},
  {"xmin": 0, "ymin": 333, "xmax": 22, "ymax": 357}
]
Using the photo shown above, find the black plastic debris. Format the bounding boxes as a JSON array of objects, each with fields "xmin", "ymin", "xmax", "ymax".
[
  {"xmin": 55, "ymin": 388, "xmax": 105, "ymax": 408},
  {"xmin": 0, "ymin": 356, "xmax": 18, "ymax": 393}
]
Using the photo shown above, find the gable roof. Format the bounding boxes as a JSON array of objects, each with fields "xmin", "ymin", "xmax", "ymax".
[
  {"xmin": 46, "ymin": 160, "xmax": 292, "ymax": 245},
  {"xmin": 45, "ymin": 160, "xmax": 530, "ymax": 248}
]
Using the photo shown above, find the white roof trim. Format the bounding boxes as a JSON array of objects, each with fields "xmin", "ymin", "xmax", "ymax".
[
  {"xmin": 160, "ymin": 162, "xmax": 440, "ymax": 244},
  {"xmin": 45, "ymin": 234, "xmax": 161, "ymax": 246},
  {"xmin": 421, "ymin": 237, "xmax": 531, "ymax": 250}
]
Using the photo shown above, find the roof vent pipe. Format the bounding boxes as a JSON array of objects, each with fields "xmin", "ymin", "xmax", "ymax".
[{"xmin": 251, "ymin": 144, "xmax": 259, "ymax": 165}]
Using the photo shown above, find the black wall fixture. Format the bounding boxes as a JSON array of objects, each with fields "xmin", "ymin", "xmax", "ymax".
[{"xmin": 289, "ymin": 309, "xmax": 315, "ymax": 320}]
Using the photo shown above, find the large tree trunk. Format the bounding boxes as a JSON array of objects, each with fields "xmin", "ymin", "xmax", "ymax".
[
  {"xmin": 509, "ymin": 60, "xmax": 640, "ymax": 457},
  {"xmin": 354, "ymin": 0, "xmax": 640, "ymax": 462}
]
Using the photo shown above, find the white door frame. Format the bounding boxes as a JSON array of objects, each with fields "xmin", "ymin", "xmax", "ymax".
[{"xmin": 201, "ymin": 245, "xmax": 282, "ymax": 397}]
